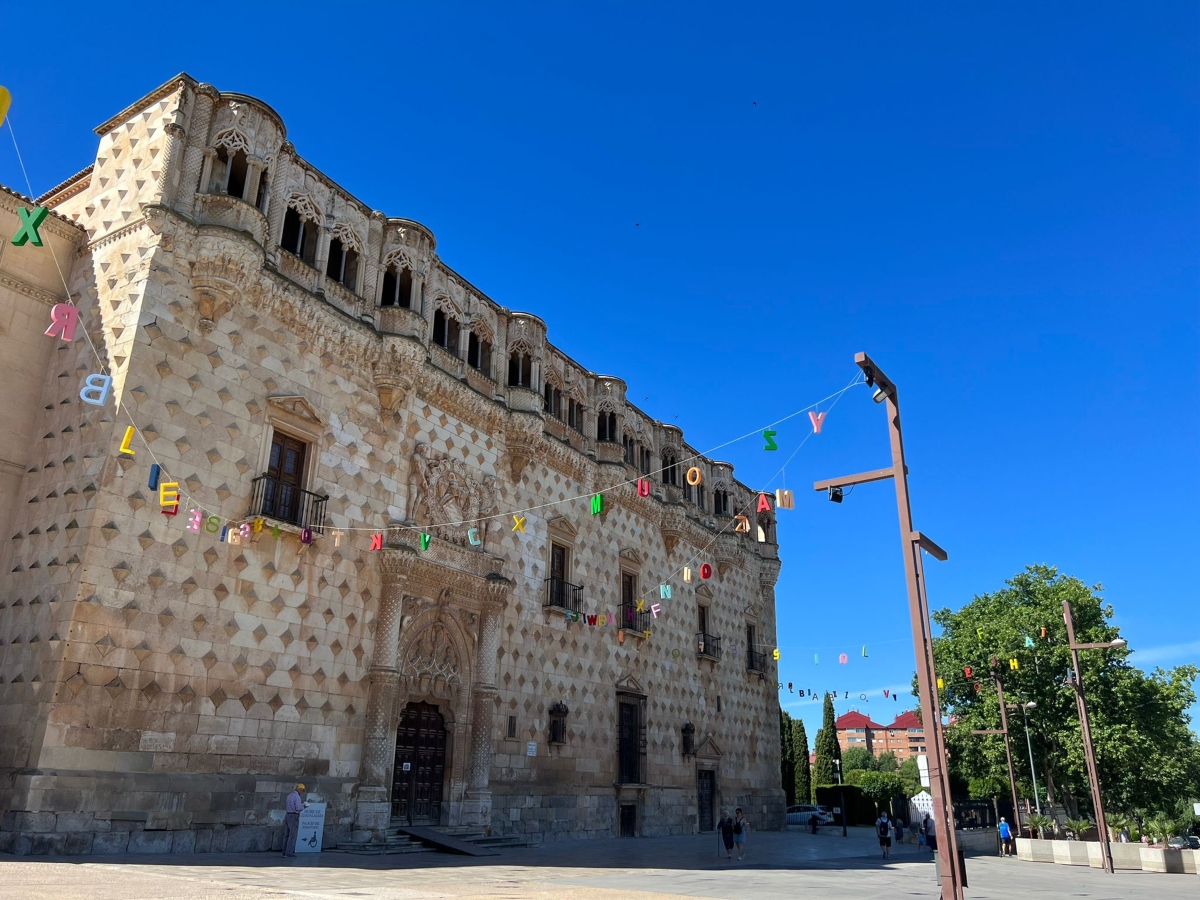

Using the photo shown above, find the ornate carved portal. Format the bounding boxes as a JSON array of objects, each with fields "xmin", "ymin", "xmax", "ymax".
[
  {"xmin": 356, "ymin": 536, "xmax": 512, "ymax": 837},
  {"xmin": 405, "ymin": 443, "xmax": 498, "ymax": 547}
]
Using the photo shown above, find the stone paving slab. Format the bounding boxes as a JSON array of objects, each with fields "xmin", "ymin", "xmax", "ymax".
[{"xmin": 0, "ymin": 826, "xmax": 1186, "ymax": 899}]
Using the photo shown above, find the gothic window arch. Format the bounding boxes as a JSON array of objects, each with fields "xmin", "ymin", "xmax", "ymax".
[
  {"xmin": 281, "ymin": 193, "xmax": 321, "ymax": 266},
  {"xmin": 713, "ymin": 486, "xmax": 731, "ymax": 517},
  {"xmin": 508, "ymin": 339, "xmax": 534, "ymax": 388},
  {"xmin": 381, "ymin": 262, "xmax": 413, "ymax": 308},
  {"xmin": 566, "ymin": 392, "xmax": 585, "ymax": 433},
  {"xmin": 209, "ymin": 130, "xmax": 252, "ymax": 199},
  {"xmin": 622, "ymin": 429, "xmax": 636, "ymax": 465},
  {"xmin": 662, "ymin": 449, "xmax": 679, "ymax": 485},
  {"xmin": 467, "ymin": 323, "xmax": 493, "ymax": 376},
  {"xmin": 433, "ymin": 307, "xmax": 462, "ymax": 356},
  {"xmin": 543, "ymin": 370, "xmax": 564, "ymax": 420},
  {"xmin": 326, "ymin": 222, "xmax": 363, "ymax": 292}
]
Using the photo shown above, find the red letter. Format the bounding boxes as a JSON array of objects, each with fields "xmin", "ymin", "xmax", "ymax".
[
  {"xmin": 370, "ymin": 533, "xmax": 383, "ymax": 551},
  {"xmin": 757, "ymin": 493, "xmax": 771, "ymax": 513},
  {"xmin": 700, "ymin": 563, "xmax": 712, "ymax": 580},
  {"xmin": 637, "ymin": 478, "xmax": 650, "ymax": 497}
]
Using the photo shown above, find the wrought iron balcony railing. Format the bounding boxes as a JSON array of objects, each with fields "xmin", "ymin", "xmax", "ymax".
[
  {"xmin": 249, "ymin": 474, "xmax": 328, "ymax": 534},
  {"xmin": 696, "ymin": 632, "xmax": 722, "ymax": 660},
  {"xmin": 746, "ymin": 649, "xmax": 768, "ymax": 674},
  {"xmin": 544, "ymin": 577, "xmax": 583, "ymax": 613},
  {"xmin": 621, "ymin": 604, "xmax": 651, "ymax": 634}
]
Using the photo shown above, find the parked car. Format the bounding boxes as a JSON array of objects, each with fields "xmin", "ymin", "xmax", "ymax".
[
  {"xmin": 1188, "ymin": 835, "xmax": 1200, "ymax": 850},
  {"xmin": 1166, "ymin": 835, "xmax": 1192, "ymax": 850},
  {"xmin": 787, "ymin": 804, "xmax": 834, "ymax": 826}
]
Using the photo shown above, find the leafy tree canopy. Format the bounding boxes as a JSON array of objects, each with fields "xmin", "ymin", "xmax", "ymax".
[
  {"xmin": 929, "ymin": 564, "xmax": 1200, "ymax": 818},
  {"xmin": 813, "ymin": 692, "xmax": 842, "ymax": 790},
  {"xmin": 841, "ymin": 747, "xmax": 875, "ymax": 773}
]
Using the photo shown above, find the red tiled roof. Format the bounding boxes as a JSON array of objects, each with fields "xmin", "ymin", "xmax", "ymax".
[
  {"xmin": 887, "ymin": 710, "xmax": 922, "ymax": 729},
  {"xmin": 836, "ymin": 711, "xmax": 885, "ymax": 729}
]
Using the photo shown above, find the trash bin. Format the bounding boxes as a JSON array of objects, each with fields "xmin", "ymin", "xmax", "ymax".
[{"xmin": 933, "ymin": 845, "xmax": 968, "ymax": 888}]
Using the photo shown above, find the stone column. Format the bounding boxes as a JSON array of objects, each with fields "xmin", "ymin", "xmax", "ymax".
[
  {"xmin": 462, "ymin": 575, "xmax": 511, "ymax": 827},
  {"xmin": 244, "ymin": 156, "xmax": 265, "ymax": 206},
  {"xmin": 175, "ymin": 84, "xmax": 218, "ymax": 216},
  {"xmin": 362, "ymin": 211, "xmax": 386, "ymax": 322},
  {"xmin": 198, "ymin": 148, "xmax": 217, "ymax": 200},
  {"xmin": 265, "ymin": 142, "xmax": 293, "ymax": 265},
  {"xmin": 354, "ymin": 538, "xmax": 418, "ymax": 834},
  {"xmin": 156, "ymin": 122, "xmax": 186, "ymax": 208}
]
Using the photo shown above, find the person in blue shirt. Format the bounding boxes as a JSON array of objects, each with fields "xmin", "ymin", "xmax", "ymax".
[{"xmin": 998, "ymin": 816, "xmax": 1014, "ymax": 857}]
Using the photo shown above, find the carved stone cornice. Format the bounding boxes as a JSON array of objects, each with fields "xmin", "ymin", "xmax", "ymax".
[
  {"xmin": 384, "ymin": 525, "xmax": 511, "ymax": 612},
  {"xmin": 0, "ymin": 271, "xmax": 66, "ymax": 308},
  {"xmin": 539, "ymin": 431, "xmax": 591, "ymax": 484},
  {"xmin": 416, "ymin": 362, "xmax": 507, "ymax": 435},
  {"xmin": 378, "ymin": 543, "xmax": 420, "ymax": 583},
  {"xmin": 758, "ymin": 557, "xmax": 782, "ymax": 593}
]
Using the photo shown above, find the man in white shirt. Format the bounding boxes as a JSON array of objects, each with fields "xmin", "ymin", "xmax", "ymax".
[{"xmin": 876, "ymin": 811, "xmax": 892, "ymax": 859}]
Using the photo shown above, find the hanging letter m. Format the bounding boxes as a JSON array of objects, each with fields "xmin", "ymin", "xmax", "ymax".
[{"xmin": 590, "ymin": 493, "xmax": 604, "ymax": 515}]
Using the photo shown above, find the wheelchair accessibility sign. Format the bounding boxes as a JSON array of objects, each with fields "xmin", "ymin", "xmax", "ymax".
[{"xmin": 295, "ymin": 802, "xmax": 327, "ymax": 853}]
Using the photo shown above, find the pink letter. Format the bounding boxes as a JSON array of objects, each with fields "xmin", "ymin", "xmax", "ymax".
[
  {"xmin": 45, "ymin": 304, "xmax": 80, "ymax": 342},
  {"xmin": 809, "ymin": 411, "xmax": 827, "ymax": 434}
]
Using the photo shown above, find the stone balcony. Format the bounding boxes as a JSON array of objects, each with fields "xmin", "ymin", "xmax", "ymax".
[
  {"xmin": 506, "ymin": 386, "xmax": 543, "ymax": 414},
  {"xmin": 379, "ymin": 306, "xmax": 426, "ymax": 341},
  {"xmin": 278, "ymin": 250, "xmax": 321, "ymax": 294},
  {"xmin": 323, "ymin": 276, "xmax": 366, "ymax": 320},
  {"xmin": 431, "ymin": 342, "xmax": 465, "ymax": 380},
  {"xmin": 595, "ymin": 441, "xmax": 624, "ymax": 465},
  {"xmin": 195, "ymin": 192, "xmax": 268, "ymax": 246},
  {"xmin": 465, "ymin": 365, "xmax": 500, "ymax": 399}
]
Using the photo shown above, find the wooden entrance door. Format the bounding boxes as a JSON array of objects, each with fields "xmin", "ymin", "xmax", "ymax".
[
  {"xmin": 697, "ymin": 769, "xmax": 716, "ymax": 831},
  {"xmin": 392, "ymin": 701, "xmax": 447, "ymax": 824}
]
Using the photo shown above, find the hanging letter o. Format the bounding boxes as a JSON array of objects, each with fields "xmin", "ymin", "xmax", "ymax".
[
  {"xmin": 700, "ymin": 563, "xmax": 712, "ymax": 580},
  {"xmin": 686, "ymin": 467, "xmax": 703, "ymax": 486}
]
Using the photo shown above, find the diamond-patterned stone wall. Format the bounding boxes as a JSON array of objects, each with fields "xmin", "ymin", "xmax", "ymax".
[{"xmin": 0, "ymin": 74, "xmax": 785, "ymax": 854}]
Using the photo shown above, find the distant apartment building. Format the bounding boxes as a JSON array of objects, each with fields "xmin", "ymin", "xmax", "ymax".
[{"xmin": 835, "ymin": 710, "xmax": 926, "ymax": 762}]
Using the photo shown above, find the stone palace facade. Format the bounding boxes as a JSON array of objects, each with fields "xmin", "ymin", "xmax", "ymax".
[{"xmin": 0, "ymin": 74, "xmax": 785, "ymax": 855}]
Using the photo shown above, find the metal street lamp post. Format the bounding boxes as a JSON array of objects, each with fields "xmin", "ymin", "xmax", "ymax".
[
  {"xmin": 1063, "ymin": 599, "xmax": 1126, "ymax": 875},
  {"xmin": 1012, "ymin": 701, "xmax": 1042, "ymax": 816},
  {"xmin": 813, "ymin": 353, "xmax": 964, "ymax": 900}
]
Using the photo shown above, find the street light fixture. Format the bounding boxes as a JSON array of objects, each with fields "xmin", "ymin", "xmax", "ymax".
[
  {"xmin": 813, "ymin": 353, "xmax": 964, "ymax": 900},
  {"xmin": 1007, "ymin": 700, "xmax": 1042, "ymax": 816},
  {"xmin": 1063, "ymin": 600, "xmax": 1125, "ymax": 875}
]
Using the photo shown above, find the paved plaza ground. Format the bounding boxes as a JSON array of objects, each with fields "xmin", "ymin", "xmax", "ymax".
[{"xmin": 0, "ymin": 826, "xmax": 1183, "ymax": 900}]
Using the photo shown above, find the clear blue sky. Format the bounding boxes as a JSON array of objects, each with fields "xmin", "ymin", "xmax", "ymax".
[{"xmin": 3, "ymin": 3, "xmax": 1197, "ymax": 740}]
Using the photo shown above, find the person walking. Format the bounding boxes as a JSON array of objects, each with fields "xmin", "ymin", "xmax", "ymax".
[
  {"xmin": 876, "ymin": 811, "xmax": 893, "ymax": 859},
  {"xmin": 894, "ymin": 817, "xmax": 905, "ymax": 846},
  {"xmin": 998, "ymin": 816, "xmax": 1014, "ymax": 857},
  {"xmin": 733, "ymin": 808, "xmax": 749, "ymax": 860},
  {"xmin": 717, "ymin": 810, "xmax": 735, "ymax": 860},
  {"xmin": 924, "ymin": 812, "xmax": 937, "ymax": 854},
  {"xmin": 282, "ymin": 782, "xmax": 305, "ymax": 858}
]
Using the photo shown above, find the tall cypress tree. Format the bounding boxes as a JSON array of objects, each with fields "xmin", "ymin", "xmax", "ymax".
[
  {"xmin": 792, "ymin": 717, "xmax": 811, "ymax": 804},
  {"xmin": 780, "ymin": 709, "xmax": 796, "ymax": 804},
  {"xmin": 812, "ymin": 692, "xmax": 841, "ymax": 791}
]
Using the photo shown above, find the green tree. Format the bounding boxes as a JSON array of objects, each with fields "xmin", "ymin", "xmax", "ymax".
[
  {"xmin": 813, "ymin": 692, "xmax": 842, "ymax": 790},
  {"xmin": 780, "ymin": 709, "xmax": 796, "ymax": 805},
  {"xmin": 927, "ymin": 565, "xmax": 1200, "ymax": 819},
  {"xmin": 841, "ymin": 747, "xmax": 875, "ymax": 774},
  {"xmin": 898, "ymin": 756, "xmax": 922, "ymax": 797},
  {"xmin": 875, "ymin": 751, "xmax": 898, "ymax": 773},
  {"xmin": 859, "ymin": 771, "xmax": 905, "ymax": 812},
  {"xmin": 791, "ymin": 718, "xmax": 811, "ymax": 805}
]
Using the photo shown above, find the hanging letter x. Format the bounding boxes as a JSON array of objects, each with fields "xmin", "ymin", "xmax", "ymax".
[
  {"xmin": 511, "ymin": 515, "xmax": 526, "ymax": 533},
  {"xmin": 11, "ymin": 206, "xmax": 49, "ymax": 247}
]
